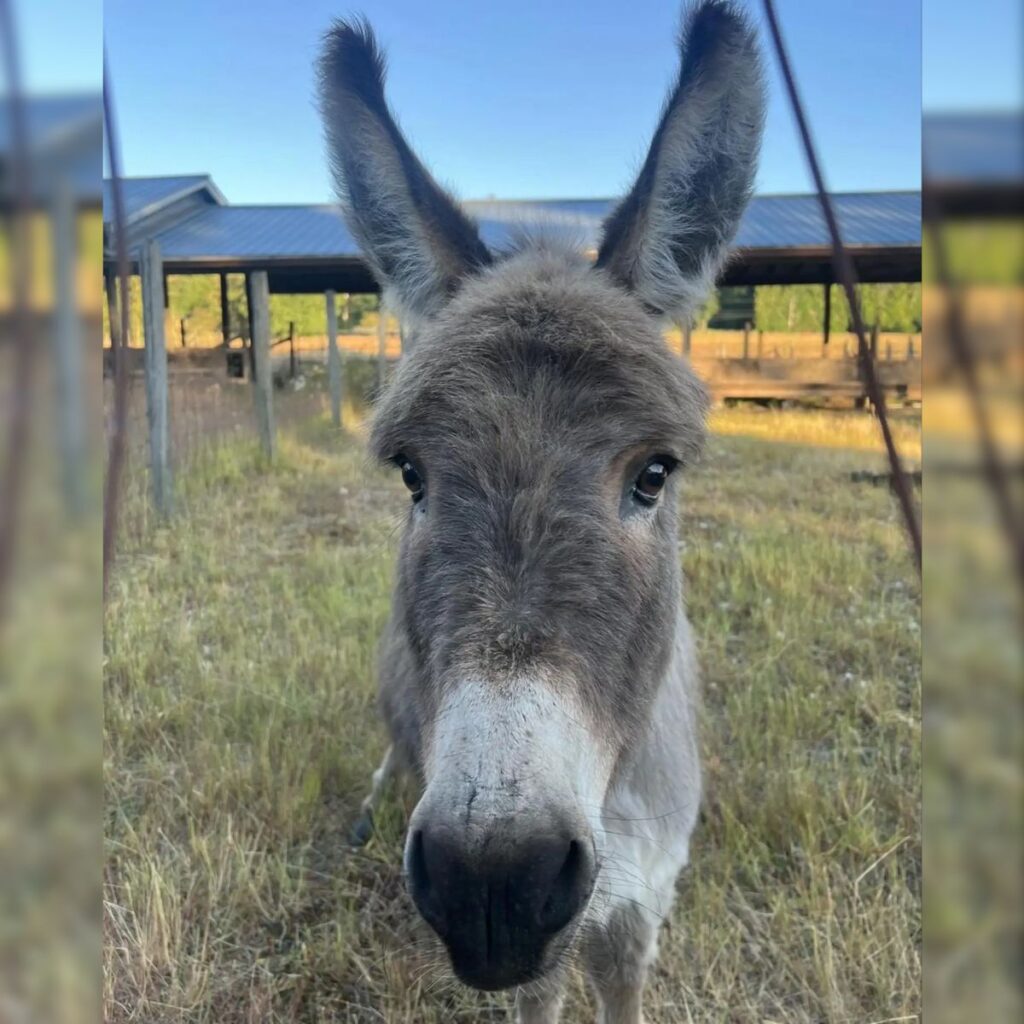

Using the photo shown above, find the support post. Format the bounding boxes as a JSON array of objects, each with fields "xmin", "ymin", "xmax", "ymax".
[
  {"xmin": 822, "ymin": 282, "xmax": 831, "ymax": 356},
  {"xmin": 140, "ymin": 239, "xmax": 172, "ymax": 517},
  {"xmin": 288, "ymin": 320, "xmax": 296, "ymax": 378},
  {"xmin": 742, "ymin": 321, "xmax": 751, "ymax": 360},
  {"xmin": 376, "ymin": 297, "xmax": 388, "ymax": 393},
  {"xmin": 326, "ymin": 289, "xmax": 343, "ymax": 427},
  {"xmin": 248, "ymin": 270, "xmax": 276, "ymax": 459},
  {"xmin": 220, "ymin": 272, "xmax": 230, "ymax": 347},
  {"xmin": 51, "ymin": 175, "xmax": 85, "ymax": 517},
  {"xmin": 180, "ymin": 317, "xmax": 187, "ymax": 348},
  {"xmin": 244, "ymin": 273, "xmax": 256, "ymax": 378}
]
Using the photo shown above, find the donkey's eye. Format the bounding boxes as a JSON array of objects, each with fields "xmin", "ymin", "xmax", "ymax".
[
  {"xmin": 396, "ymin": 457, "xmax": 424, "ymax": 502},
  {"xmin": 632, "ymin": 457, "xmax": 676, "ymax": 506}
]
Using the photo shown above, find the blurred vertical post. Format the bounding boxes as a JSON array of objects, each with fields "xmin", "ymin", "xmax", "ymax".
[
  {"xmin": 140, "ymin": 239, "xmax": 172, "ymax": 517},
  {"xmin": 248, "ymin": 270, "xmax": 275, "ymax": 460},
  {"xmin": 376, "ymin": 297, "xmax": 387, "ymax": 393},
  {"xmin": 325, "ymin": 289, "xmax": 342, "ymax": 427},
  {"xmin": 50, "ymin": 173, "xmax": 85, "ymax": 518}
]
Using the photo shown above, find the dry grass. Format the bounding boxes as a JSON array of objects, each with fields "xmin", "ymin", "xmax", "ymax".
[{"xmin": 104, "ymin": 394, "xmax": 920, "ymax": 1022}]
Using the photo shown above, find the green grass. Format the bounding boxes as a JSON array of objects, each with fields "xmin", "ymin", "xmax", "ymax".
[{"xmin": 104, "ymin": 405, "xmax": 921, "ymax": 1023}]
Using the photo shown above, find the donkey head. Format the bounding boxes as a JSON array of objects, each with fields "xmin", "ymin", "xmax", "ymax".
[{"xmin": 320, "ymin": 1, "xmax": 764, "ymax": 991}]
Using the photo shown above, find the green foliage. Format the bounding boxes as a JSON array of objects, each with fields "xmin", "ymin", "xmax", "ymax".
[
  {"xmin": 923, "ymin": 221, "xmax": 1024, "ymax": 285},
  {"xmin": 161, "ymin": 275, "xmax": 382, "ymax": 342},
  {"xmin": 754, "ymin": 283, "xmax": 922, "ymax": 332}
]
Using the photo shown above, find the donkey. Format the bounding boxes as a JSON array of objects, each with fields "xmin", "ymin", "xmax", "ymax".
[{"xmin": 318, "ymin": 3, "xmax": 764, "ymax": 1020}]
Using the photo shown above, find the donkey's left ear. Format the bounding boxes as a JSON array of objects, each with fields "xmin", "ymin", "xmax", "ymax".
[
  {"xmin": 595, "ymin": 1, "xmax": 765, "ymax": 321},
  {"xmin": 318, "ymin": 19, "xmax": 491, "ymax": 327}
]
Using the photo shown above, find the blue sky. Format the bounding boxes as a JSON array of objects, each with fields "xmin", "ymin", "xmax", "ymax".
[{"xmin": 14, "ymin": 1, "xmax": 1021, "ymax": 204}]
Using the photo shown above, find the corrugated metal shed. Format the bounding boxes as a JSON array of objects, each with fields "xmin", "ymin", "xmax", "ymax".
[
  {"xmin": 923, "ymin": 111, "xmax": 1023, "ymax": 216},
  {"xmin": 102, "ymin": 174, "xmax": 921, "ymax": 291},
  {"xmin": 101, "ymin": 174, "xmax": 226, "ymax": 225},
  {"xmin": 0, "ymin": 94, "xmax": 101, "ymax": 205},
  {"xmin": 465, "ymin": 192, "xmax": 920, "ymax": 252},
  {"xmin": 923, "ymin": 111, "xmax": 1023, "ymax": 185},
  {"xmin": 0, "ymin": 94, "xmax": 99, "ymax": 154},
  {"xmin": 148, "ymin": 203, "xmax": 355, "ymax": 259}
]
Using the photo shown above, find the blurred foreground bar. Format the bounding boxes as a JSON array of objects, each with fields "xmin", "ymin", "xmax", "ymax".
[
  {"xmin": 922, "ymin": 109, "xmax": 1023, "ymax": 1024},
  {"xmin": 0, "ymin": 88, "xmax": 102, "ymax": 1023}
]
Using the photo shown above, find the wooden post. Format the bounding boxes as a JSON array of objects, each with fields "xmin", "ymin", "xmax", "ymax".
[
  {"xmin": 219, "ymin": 272, "xmax": 230, "ymax": 346},
  {"xmin": 51, "ymin": 175, "xmax": 85, "ymax": 517},
  {"xmin": 179, "ymin": 317, "xmax": 187, "ymax": 348},
  {"xmin": 140, "ymin": 239, "xmax": 172, "ymax": 516},
  {"xmin": 682, "ymin": 321, "xmax": 692, "ymax": 356},
  {"xmin": 757, "ymin": 329, "xmax": 764, "ymax": 359},
  {"xmin": 885, "ymin": 340, "xmax": 893, "ymax": 362},
  {"xmin": 822, "ymin": 283, "xmax": 831, "ymax": 356},
  {"xmin": 907, "ymin": 336, "xmax": 915, "ymax": 360},
  {"xmin": 248, "ymin": 270, "xmax": 276, "ymax": 459},
  {"xmin": 288, "ymin": 320, "xmax": 296, "ymax": 378},
  {"xmin": 326, "ymin": 289, "xmax": 343, "ymax": 427},
  {"xmin": 376, "ymin": 297, "xmax": 388, "ymax": 393},
  {"xmin": 742, "ymin": 321, "xmax": 751, "ymax": 360},
  {"xmin": 244, "ymin": 273, "xmax": 256, "ymax": 378},
  {"xmin": 870, "ymin": 322, "xmax": 879, "ymax": 359}
]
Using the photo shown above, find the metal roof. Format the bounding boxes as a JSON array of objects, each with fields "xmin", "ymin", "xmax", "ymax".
[
  {"xmin": 101, "ymin": 174, "xmax": 226, "ymax": 225},
  {"xmin": 102, "ymin": 175, "xmax": 921, "ymax": 289},
  {"xmin": 0, "ymin": 93, "xmax": 100, "ymax": 154},
  {"xmin": 465, "ymin": 191, "xmax": 920, "ymax": 253},
  {"xmin": 0, "ymin": 94, "xmax": 102, "ymax": 205},
  {"xmin": 923, "ymin": 111, "xmax": 1024, "ymax": 185},
  {"xmin": 922, "ymin": 111, "xmax": 1023, "ymax": 216},
  {"xmin": 109, "ymin": 188, "xmax": 920, "ymax": 259}
]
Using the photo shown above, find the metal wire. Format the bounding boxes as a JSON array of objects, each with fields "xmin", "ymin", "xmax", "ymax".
[
  {"xmin": 102, "ymin": 52, "xmax": 132, "ymax": 598},
  {"xmin": 762, "ymin": 0, "xmax": 923, "ymax": 574}
]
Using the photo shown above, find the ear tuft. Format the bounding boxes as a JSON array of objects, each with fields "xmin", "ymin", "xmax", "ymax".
[{"xmin": 318, "ymin": 18, "xmax": 389, "ymax": 119}]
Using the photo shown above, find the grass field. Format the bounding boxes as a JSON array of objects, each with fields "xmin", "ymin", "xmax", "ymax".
[{"xmin": 104, "ymin": 399, "xmax": 921, "ymax": 1023}]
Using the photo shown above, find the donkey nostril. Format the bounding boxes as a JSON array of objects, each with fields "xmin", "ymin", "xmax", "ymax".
[
  {"xmin": 539, "ymin": 838, "xmax": 594, "ymax": 935},
  {"xmin": 407, "ymin": 829, "xmax": 448, "ymax": 937}
]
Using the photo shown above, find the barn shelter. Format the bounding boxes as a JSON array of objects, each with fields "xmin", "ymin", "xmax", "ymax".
[
  {"xmin": 924, "ymin": 111, "xmax": 1024, "ymax": 218},
  {"xmin": 1, "ymin": 94, "xmax": 101, "ymax": 210},
  {"xmin": 102, "ymin": 175, "xmax": 922, "ymax": 303},
  {"xmin": 101, "ymin": 175, "xmax": 924, "ymax": 454}
]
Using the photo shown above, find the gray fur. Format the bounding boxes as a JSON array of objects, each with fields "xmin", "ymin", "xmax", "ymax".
[
  {"xmin": 318, "ymin": 4, "xmax": 764, "ymax": 1019},
  {"xmin": 318, "ymin": 18, "xmax": 492, "ymax": 330},
  {"xmin": 596, "ymin": 1, "xmax": 766, "ymax": 322}
]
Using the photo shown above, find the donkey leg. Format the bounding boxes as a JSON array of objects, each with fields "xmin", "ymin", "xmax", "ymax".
[
  {"xmin": 583, "ymin": 905, "xmax": 658, "ymax": 1024},
  {"xmin": 515, "ymin": 971, "xmax": 567, "ymax": 1024},
  {"xmin": 348, "ymin": 744, "xmax": 395, "ymax": 846}
]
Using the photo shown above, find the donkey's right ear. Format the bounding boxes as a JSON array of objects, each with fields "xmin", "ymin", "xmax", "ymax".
[{"xmin": 318, "ymin": 19, "xmax": 491, "ymax": 327}]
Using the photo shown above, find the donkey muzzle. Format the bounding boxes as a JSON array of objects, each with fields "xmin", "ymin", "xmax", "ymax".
[{"xmin": 406, "ymin": 822, "xmax": 596, "ymax": 990}]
